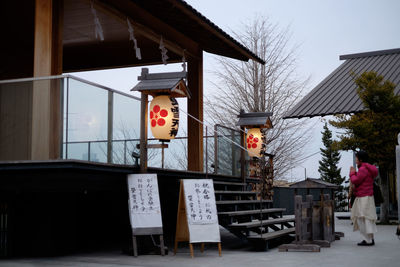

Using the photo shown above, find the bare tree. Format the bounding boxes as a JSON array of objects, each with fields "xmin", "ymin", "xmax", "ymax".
[{"xmin": 205, "ymin": 16, "xmax": 312, "ymax": 179}]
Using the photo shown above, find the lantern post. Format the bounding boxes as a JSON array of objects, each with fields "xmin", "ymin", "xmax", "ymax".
[
  {"xmin": 236, "ymin": 110, "xmax": 273, "ymax": 184},
  {"xmin": 131, "ymin": 68, "xmax": 191, "ymax": 173}
]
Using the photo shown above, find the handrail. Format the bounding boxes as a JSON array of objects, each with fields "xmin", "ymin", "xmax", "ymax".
[{"xmin": 0, "ymin": 74, "xmax": 140, "ymax": 101}]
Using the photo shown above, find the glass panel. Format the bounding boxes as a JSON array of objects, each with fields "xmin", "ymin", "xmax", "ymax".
[
  {"xmin": 204, "ymin": 135, "xmax": 215, "ymax": 174},
  {"xmin": 112, "ymin": 93, "xmax": 141, "ymax": 164},
  {"xmin": 67, "ymin": 142, "xmax": 90, "ymax": 161},
  {"xmin": 90, "ymin": 141, "xmax": 108, "ymax": 163},
  {"xmin": 215, "ymin": 125, "xmax": 243, "ymax": 177},
  {"xmin": 164, "ymin": 138, "xmax": 187, "ymax": 170},
  {"xmin": 65, "ymin": 78, "xmax": 108, "ymax": 144}
]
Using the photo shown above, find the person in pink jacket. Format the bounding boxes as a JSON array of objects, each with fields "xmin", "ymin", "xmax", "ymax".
[{"xmin": 349, "ymin": 150, "xmax": 378, "ymax": 246}]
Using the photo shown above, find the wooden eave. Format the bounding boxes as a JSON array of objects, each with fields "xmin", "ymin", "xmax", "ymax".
[{"xmin": 62, "ymin": 0, "xmax": 264, "ymax": 72}]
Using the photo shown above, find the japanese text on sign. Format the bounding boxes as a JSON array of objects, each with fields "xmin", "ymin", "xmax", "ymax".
[
  {"xmin": 184, "ymin": 180, "xmax": 218, "ymax": 225},
  {"xmin": 129, "ymin": 176, "xmax": 160, "ymax": 214}
]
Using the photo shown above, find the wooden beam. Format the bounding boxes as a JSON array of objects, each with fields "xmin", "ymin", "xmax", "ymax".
[
  {"xmin": 187, "ymin": 52, "xmax": 203, "ymax": 172},
  {"xmin": 98, "ymin": 0, "xmax": 200, "ymax": 58},
  {"xmin": 32, "ymin": 0, "xmax": 63, "ymax": 160}
]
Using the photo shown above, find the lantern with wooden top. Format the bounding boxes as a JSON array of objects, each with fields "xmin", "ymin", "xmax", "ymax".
[
  {"xmin": 132, "ymin": 68, "xmax": 191, "ymax": 141},
  {"xmin": 236, "ymin": 110, "xmax": 273, "ymax": 158},
  {"xmin": 131, "ymin": 68, "xmax": 191, "ymax": 172}
]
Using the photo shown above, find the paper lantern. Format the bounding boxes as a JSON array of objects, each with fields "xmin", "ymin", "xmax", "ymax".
[
  {"xmin": 149, "ymin": 95, "xmax": 179, "ymax": 140},
  {"xmin": 246, "ymin": 128, "xmax": 263, "ymax": 157}
]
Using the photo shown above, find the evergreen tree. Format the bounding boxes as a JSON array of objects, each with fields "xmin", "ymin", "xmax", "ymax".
[
  {"xmin": 318, "ymin": 123, "xmax": 346, "ymax": 211},
  {"xmin": 330, "ymin": 71, "xmax": 400, "ymax": 222}
]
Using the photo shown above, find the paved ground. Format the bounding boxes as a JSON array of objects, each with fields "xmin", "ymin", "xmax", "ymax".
[{"xmin": 1, "ymin": 213, "xmax": 399, "ymax": 267}]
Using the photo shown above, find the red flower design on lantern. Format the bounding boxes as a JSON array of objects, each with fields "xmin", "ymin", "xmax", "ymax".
[
  {"xmin": 150, "ymin": 104, "xmax": 168, "ymax": 127},
  {"xmin": 247, "ymin": 134, "xmax": 259, "ymax": 149}
]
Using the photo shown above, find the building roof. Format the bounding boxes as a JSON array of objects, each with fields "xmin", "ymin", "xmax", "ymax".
[
  {"xmin": 236, "ymin": 111, "xmax": 273, "ymax": 128},
  {"xmin": 289, "ymin": 178, "xmax": 339, "ymax": 189},
  {"xmin": 131, "ymin": 68, "xmax": 191, "ymax": 98},
  {"xmin": 61, "ymin": 0, "xmax": 264, "ymax": 72},
  {"xmin": 284, "ymin": 48, "xmax": 400, "ymax": 119},
  {"xmin": 1, "ymin": 0, "xmax": 264, "ymax": 79},
  {"xmin": 134, "ymin": 0, "xmax": 265, "ymax": 64}
]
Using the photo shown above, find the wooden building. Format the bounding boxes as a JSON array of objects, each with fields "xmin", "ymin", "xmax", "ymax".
[{"xmin": 0, "ymin": 0, "xmax": 268, "ymax": 256}]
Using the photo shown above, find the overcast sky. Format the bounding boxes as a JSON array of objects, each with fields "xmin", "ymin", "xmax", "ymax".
[{"xmin": 73, "ymin": 0, "xmax": 400, "ymax": 181}]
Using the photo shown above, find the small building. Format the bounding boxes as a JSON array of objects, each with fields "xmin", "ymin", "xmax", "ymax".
[{"xmin": 274, "ymin": 178, "xmax": 338, "ymax": 215}]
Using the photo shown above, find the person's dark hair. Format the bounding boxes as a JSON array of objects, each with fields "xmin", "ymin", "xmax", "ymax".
[{"xmin": 355, "ymin": 150, "xmax": 369, "ymax": 163}]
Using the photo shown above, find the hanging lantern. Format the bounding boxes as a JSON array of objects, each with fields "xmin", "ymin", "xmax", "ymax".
[
  {"xmin": 246, "ymin": 128, "xmax": 263, "ymax": 157},
  {"xmin": 237, "ymin": 110, "xmax": 273, "ymax": 158},
  {"xmin": 149, "ymin": 95, "xmax": 179, "ymax": 140}
]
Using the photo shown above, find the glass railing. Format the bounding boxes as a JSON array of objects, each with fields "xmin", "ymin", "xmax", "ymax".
[
  {"xmin": 63, "ymin": 75, "xmax": 141, "ymax": 164},
  {"xmin": 214, "ymin": 124, "xmax": 245, "ymax": 177},
  {"xmin": 0, "ymin": 75, "xmax": 250, "ymax": 177}
]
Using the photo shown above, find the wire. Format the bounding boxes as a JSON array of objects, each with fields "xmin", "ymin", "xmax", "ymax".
[
  {"xmin": 179, "ymin": 107, "xmax": 248, "ymax": 151},
  {"xmin": 291, "ymin": 151, "xmax": 320, "ymax": 164}
]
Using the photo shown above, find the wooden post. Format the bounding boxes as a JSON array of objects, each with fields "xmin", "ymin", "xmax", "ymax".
[
  {"xmin": 159, "ymin": 235, "xmax": 165, "ymax": 256},
  {"xmin": 187, "ymin": 52, "xmax": 203, "ymax": 172},
  {"xmin": 132, "ymin": 236, "xmax": 138, "ymax": 257},
  {"xmin": 240, "ymin": 126, "xmax": 246, "ymax": 184},
  {"xmin": 294, "ymin": 195, "xmax": 302, "ymax": 242},
  {"xmin": 140, "ymin": 93, "xmax": 148, "ymax": 172},
  {"xmin": 32, "ymin": 0, "xmax": 63, "ymax": 160}
]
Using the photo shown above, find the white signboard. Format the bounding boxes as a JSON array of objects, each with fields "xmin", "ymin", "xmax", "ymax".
[
  {"xmin": 127, "ymin": 174, "xmax": 162, "ymax": 229},
  {"xmin": 183, "ymin": 179, "xmax": 220, "ymax": 243}
]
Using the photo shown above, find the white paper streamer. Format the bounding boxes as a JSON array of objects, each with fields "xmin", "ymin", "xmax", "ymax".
[
  {"xmin": 159, "ymin": 36, "xmax": 169, "ymax": 65},
  {"xmin": 91, "ymin": 2, "xmax": 104, "ymax": 41},
  {"xmin": 181, "ymin": 51, "xmax": 187, "ymax": 72},
  {"xmin": 127, "ymin": 18, "xmax": 142, "ymax": 60}
]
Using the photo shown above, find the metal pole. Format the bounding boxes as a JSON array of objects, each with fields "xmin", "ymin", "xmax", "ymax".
[
  {"xmin": 65, "ymin": 77, "xmax": 69, "ymax": 159},
  {"xmin": 107, "ymin": 91, "xmax": 114, "ymax": 163},
  {"xmin": 214, "ymin": 125, "xmax": 218, "ymax": 174},
  {"xmin": 240, "ymin": 126, "xmax": 246, "ymax": 184},
  {"xmin": 124, "ymin": 140, "xmax": 127, "ymax": 164},
  {"xmin": 396, "ymin": 133, "xmax": 400, "ymax": 223},
  {"xmin": 206, "ymin": 126, "xmax": 208, "ymax": 177},
  {"xmin": 304, "ymin": 168, "xmax": 307, "ymax": 180},
  {"xmin": 88, "ymin": 142, "xmax": 91, "ymax": 161},
  {"xmin": 161, "ymin": 141, "xmax": 164, "ymax": 169}
]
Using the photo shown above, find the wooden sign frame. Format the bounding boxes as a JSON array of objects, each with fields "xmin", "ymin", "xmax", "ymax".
[
  {"xmin": 174, "ymin": 179, "xmax": 222, "ymax": 258},
  {"xmin": 127, "ymin": 174, "xmax": 166, "ymax": 257}
]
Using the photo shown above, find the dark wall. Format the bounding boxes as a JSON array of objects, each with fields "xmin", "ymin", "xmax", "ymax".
[
  {"xmin": 0, "ymin": 168, "xmax": 132, "ymax": 257},
  {"xmin": 0, "ymin": 164, "xmax": 222, "ymax": 257}
]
